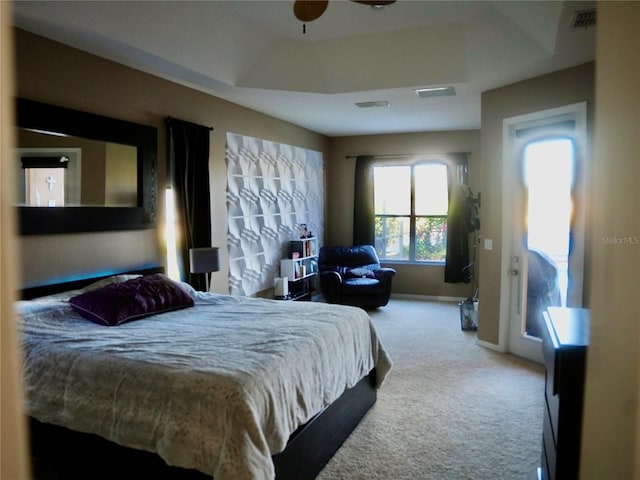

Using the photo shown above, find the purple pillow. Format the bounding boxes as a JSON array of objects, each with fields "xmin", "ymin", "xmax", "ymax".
[{"xmin": 68, "ymin": 273, "xmax": 194, "ymax": 326}]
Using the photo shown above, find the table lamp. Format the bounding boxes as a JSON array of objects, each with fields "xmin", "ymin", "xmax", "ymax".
[{"xmin": 189, "ymin": 247, "xmax": 220, "ymax": 292}]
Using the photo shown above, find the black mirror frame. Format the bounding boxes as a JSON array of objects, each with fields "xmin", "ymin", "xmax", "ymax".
[{"xmin": 16, "ymin": 98, "xmax": 157, "ymax": 235}]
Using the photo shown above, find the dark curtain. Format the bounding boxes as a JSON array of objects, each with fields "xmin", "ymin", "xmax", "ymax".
[
  {"xmin": 166, "ymin": 117, "xmax": 212, "ymax": 290},
  {"xmin": 353, "ymin": 155, "xmax": 376, "ymax": 245},
  {"xmin": 444, "ymin": 159, "xmax": 472, "ymax": 283}
]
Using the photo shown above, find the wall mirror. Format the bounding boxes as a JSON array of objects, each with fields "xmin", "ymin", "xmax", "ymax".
[{"xmin": 15, "ymin": 98, "xmax": 157, "ymax": 234}]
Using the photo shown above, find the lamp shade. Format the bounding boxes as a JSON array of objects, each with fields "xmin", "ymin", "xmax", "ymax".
[{"xmin": 189, "ymin": 247, "xmax": 220, "ymax": 274}]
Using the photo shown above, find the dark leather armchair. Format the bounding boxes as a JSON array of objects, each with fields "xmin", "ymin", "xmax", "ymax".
[{"xmin": 318, "ymin": 245, "xmax": 396, "ymax": 309}]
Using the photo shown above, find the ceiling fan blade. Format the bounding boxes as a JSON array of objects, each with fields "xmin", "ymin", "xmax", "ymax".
[
  {"xmin": 351, "ymin": 0, "xmax": 397, "ymax": 5},
  {"xmin": 293, "ymin": 0, "xmax": 329, "ymax": 22}
]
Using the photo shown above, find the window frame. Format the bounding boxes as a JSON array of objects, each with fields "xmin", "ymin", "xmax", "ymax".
[{"xmin": 373, "ymin": 160, "xmax": 449, "ymax": 265}]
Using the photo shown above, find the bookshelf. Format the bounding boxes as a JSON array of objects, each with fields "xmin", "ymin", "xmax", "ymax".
[{"xmin": 279, "ymin": 237, "xmax": 318, "ymax": 301}]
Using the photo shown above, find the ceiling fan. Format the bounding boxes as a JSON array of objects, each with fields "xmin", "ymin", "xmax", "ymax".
[{"xmin": 294, "ymin": 0, "xmax": 397, "ymax": 33}]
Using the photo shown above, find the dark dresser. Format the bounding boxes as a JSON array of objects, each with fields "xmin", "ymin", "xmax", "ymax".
[{"xmin": 539, "ymin": 307, "xmax": 590, "ymax": 480}]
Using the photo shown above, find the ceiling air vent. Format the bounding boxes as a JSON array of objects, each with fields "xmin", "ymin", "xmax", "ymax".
[
  {"xmin": 414, "ymin": 86, "xmax": 456, "ymax": 98},
  {"xmin": 572, "ymin": 9, "xmax": 596, "ymax": 29},
  {"xmin": 355, "ymin": 100, "xmax": 390, "ymax": 108}
]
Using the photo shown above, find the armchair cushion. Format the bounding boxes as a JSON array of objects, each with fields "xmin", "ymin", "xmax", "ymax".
[
  {"xmin": 343, "ymin": 278, "xmax": 378, "ymax": 287},
  {"xmin": 346, "ymin": 267, "xmax": 376, "ymax": 279},
  {"xmin": 319, "ymin": 245, "xmax": 395, "ymax": 309}
]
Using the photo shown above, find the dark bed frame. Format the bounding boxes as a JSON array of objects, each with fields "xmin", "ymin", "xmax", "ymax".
[{"xmin": 22, "ymin": 268, "xmax": 377, "ymax": 480}]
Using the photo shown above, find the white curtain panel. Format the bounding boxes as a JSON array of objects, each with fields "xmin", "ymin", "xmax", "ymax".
[{"xmin": 226, "ymin": 133, "xmax": 324, "ymax": 296}]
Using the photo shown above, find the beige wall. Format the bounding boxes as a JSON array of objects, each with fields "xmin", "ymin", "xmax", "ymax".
[
  {"xmin": 476, "ymin": 62, "xmax": 595, "ymax": 346},
  {"xmin": 327, "ymin": 130, "xmax": 481, "ymax": 299},
  {"xmin": 1, "ymin": 3, "xmax": 30, "ymax": 479},
  {"xmin": 14, "ymin": 29, "xmax": 329, "ymax": 293},
  {"xmin": 580, "ymin": 2, "xmax": 639, "ymax": 478}
]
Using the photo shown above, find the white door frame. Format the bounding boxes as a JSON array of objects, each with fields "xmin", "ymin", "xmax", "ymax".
[{"xmin": 498, "ymin": 102, "xmax": 588, "ymax": 361}]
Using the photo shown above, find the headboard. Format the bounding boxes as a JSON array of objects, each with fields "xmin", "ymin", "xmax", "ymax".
[{"xmin": 20, "ymin": 266, "xmax": 165, "ymax": 300}]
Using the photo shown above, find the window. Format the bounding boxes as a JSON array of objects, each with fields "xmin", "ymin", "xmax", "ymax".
[{"xmin": 373, "ymin": 163, "xmax": 448, "ymax": 263}]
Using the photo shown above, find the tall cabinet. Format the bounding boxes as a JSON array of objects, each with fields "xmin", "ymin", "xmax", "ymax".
[
  {"xmin": 539, "ymin": 307, "xmax": 590, "ymax": 480},
  {"xmin": 279, "ymin": 237, "xmax": 318, "ymax": 301}
]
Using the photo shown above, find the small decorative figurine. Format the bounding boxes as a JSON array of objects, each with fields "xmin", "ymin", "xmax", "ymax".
[{"xmin": 297, "ymin": 223, "xmax": 310, "ymax": 238}]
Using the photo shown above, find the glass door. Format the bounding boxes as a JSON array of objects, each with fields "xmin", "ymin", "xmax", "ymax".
[
  {"xmin": 502, "ymin": 103, "xmax": 587, "ymax": 362},
  {"xmin": 520, "ymin": 138, "xmax": 573, "ymax": 336}
]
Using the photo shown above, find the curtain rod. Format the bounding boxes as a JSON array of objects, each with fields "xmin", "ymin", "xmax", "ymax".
[
  {"xmin": 345, "ymin": 152, "xmax": 470, "ymax": 159},
  {"xmin": 165, "ymin": 116, "xmax": 213, "ymax": 131}
]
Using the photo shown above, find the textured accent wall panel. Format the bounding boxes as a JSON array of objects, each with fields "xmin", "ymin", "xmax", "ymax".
[{"xmin": 226, "ymin": 133, "xmax": 324, "ymax": 296}]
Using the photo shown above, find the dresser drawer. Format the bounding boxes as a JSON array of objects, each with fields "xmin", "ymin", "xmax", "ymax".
[
  {"xmin": 541, "ymin": 438, "xmax": 553, "ymax": 480},
  {"xmin": 538, "ymin": 308, "xmax": 589, "ymax": 480},
  {"xmin": 543, "ymin": 402, "xmax": 557, "ymax": 480},
  {"xmin": 545, "ymin": 375, "xmax": 559, "ymax": 440}
]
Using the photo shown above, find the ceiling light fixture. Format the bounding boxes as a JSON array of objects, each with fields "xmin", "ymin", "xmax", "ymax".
[
  {"xmin": 293, "ymin": 0, "xmax": 396, "ymax": 33},
  {"xmin": 355, "ymin": 100, "xmax": 390, "ymax": 108},
  {"xmin": 414, "ymin": 86, "xmax": 456, "ymax": 98}
]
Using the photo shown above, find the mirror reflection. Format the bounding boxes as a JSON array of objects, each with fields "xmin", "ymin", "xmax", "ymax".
[
  {"xmin": 16, "ymin": 97, "xmax": 157, "ymax": 235},
  {"xmin": 16, "ymin": 129, "xmax": 137, "ymax": 207}
]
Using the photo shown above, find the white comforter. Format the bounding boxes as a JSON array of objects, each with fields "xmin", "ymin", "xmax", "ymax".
[{"xmin": 18, "ymin": 286, "xmax": 392, "ymax": 480}]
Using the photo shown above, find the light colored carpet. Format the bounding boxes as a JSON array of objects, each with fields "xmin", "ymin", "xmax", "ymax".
[{"xmin": 316, "ymin": 298, "xmax": 544, "ymax": 480}]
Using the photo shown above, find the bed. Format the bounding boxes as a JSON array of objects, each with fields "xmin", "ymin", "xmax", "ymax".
[{"xmin": 18, "ymin": 270, "xmax": 391, "ymax": 480}]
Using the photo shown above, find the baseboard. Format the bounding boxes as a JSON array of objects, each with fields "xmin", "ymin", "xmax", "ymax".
[
  {"xmin": 476, "ymin": 338, "xmax": 504, "ymax": 352},
  {"xmin": 390, "ymin": 293, "xmax": 462, "ymax": 303},
  {"xmin": 310, "ymin": 293, "xmax": 465, "ymax": 304}
]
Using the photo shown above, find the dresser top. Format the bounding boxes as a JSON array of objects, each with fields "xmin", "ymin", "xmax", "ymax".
[{"xmin": 545, "ymin": 307, "xmax": 590, "ymax": 348}]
